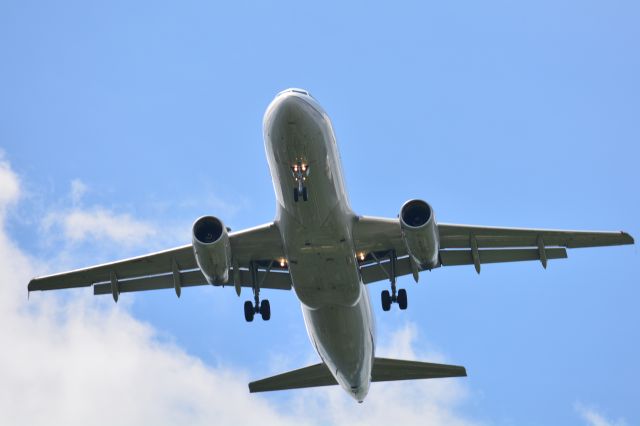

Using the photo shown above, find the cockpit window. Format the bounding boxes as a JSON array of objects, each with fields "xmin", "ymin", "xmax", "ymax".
[{"xmin": 277, "ymin": 88, "xmax": 313, "ymax": 98}]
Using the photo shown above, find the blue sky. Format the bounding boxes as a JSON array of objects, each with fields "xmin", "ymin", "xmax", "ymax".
[{"xmin": 1, "ymin": 1, "xmax": 638, "ymax": 424}]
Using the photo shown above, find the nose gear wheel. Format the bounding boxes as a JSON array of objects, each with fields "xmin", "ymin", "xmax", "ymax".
[{"xmin": 291, "ymin": 161, "xmax": 309, "ymax": 202}]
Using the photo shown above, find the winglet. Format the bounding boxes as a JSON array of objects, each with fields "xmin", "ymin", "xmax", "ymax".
[{"xmin": 27, "ymin": 278, "xmax": 39, "ymax": 292}]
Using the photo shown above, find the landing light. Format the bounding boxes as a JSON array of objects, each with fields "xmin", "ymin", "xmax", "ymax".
[
  {"xmin": 358, "ymin": 252, "xmax": 366, "ymax": 261},
  {"xmin": 279, "ymin": 258, "xmax": 287, "ymax": 267}
]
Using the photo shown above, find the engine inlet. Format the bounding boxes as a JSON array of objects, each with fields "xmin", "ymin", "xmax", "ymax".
[{"xmin": 193, "ymin": 216, "xmax": 224, "ymax": 244}]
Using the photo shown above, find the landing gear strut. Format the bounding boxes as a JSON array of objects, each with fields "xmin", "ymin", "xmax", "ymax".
[
  {"xmin": 244, "ymin": 261, "xmax": 272, "ymax": 322},
  {"xmin": 372, "ymin": 250, "xmax": 408, "ymax": 311},
  {"xmin": 292, "ymin": 161, "xmax": 309, "ymax": 202}
]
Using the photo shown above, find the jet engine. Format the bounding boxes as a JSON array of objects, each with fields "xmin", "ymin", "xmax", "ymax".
[
  {"xmin": 192, "ymin": 216, "xmax": 232, "ymax": 285},
  {"xmin": 399, "ymin": 199, "xmax": 440, "ymax": 270}
]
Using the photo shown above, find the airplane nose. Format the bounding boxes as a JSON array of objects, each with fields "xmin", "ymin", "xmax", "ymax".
[
  {"xmin": 262, "ymin": 89, "xmax": 328, "ymax": 159},
  {"xmin": 264, "ymin": 90, "xmax": 323, "ymax": 133},
  {"xmin": 268, "ymin": 93, "xmax": 315, "ymax": 125},
  {"xmin": 272, "ymin": 95, "xmax": 307, "ymax": 122}
]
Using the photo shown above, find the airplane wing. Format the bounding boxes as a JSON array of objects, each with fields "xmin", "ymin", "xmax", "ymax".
[
  {"xmin": 28, "ymin": 222, "xmax": 292, "ymax": 298},
  {"xmin": 353, "ymin": 216, "xmax": 634, "ymax": 283}
]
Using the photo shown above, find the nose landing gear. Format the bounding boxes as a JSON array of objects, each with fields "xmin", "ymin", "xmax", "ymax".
[
  {"xmin": 293, "ymin": 186, "xmax": 308, "ymax": 202},
  {"xmin": 292, "ymin": 161, "xmax": 309, "ymax": 202}
]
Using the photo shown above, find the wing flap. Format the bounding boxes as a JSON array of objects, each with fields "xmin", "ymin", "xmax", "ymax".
[
  {"xmin": 92, "ymin": 268, "xmax": 291, "ymax": 295},
  {"xmin": 440, "ymin": 247, "xmax": 567, "ymax": 266},
  {"xmin": 359, "ymin": 248, "xmax": 567, "ymax": 284},
  {"xmin": 360, "ymin": 256, "xmax": 413, "ymax": 284}
]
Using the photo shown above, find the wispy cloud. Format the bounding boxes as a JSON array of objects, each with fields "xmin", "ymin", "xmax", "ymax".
[
  {"xmin": 1, "ymin": 158, "xmax": 478, "ymax": 425},
  {"xmin": 575, "ymin": 403, "xmax": 626, "ymax": 426},
  {"xmin": 39, "ymin": 179, "xmax": 157, "ymax": 248},
  {"xmin": 0, "ymin": 155, "xmax": 20, "ymax": 215},
  {"xmin": 69, "ymin": 179, "xmax": 88, "ymax": 206},
  {"xmin": 43, "ymin": 207, "xmax": 157, "ymax": 247}
]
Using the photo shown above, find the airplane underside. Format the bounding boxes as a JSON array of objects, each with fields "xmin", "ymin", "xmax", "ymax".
[{"xmin": 27, "ymin": 88, "xmax": 634, "ymax": 402}]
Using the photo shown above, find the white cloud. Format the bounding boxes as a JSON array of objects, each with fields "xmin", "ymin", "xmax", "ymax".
[
  {"xmin": 70, "ymin": 179, "xmax": 88, "ymax": 205},
  {"xmin": 40, "ymin": 179, "xmax": 158, "ymax": 248},
  {"xmin": 43, "ymin": 207, "xmax": 157, "ymax": 247},
  {"xmin": 0, "ymin": 156, "xmax": 20, "ymax": 214},
  {"xmin": 575, "ymin": 403, "xmax": 626, "ymax": 426},
  {"xmin": 0, "ymin": 166, "xmax": 302, "ymax": 426},
  {"xmin": 0, "ymin": 159, "xmax": 478, "ymax": 426}
]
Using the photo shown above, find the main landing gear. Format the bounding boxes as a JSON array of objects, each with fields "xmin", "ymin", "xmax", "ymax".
[
  {"xmin": 292, "ymin": 161, "xmax": 309, "ymax": 202},
  {"xmin": 381, "ymin": 288, "xmax": 407, "ymax": 311},
  {"xmin": 244, "ymin": 261, "xmax": 272, "ymax": 322},
  {"xmin": 244, "ymin": 299, "xmax": 270, "ymax": 322},
  {"xmin": 371, "ymin": 250, "xmax": 408, "ymax": 311}
]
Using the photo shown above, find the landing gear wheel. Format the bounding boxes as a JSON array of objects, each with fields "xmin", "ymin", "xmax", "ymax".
[
  {"xmin": 381, "ymin": 290, "xmax": 391, "ymax": 311},
  {"xmin": 397, "ymin": 289, "xmax": 408, "ymax": 310},
  {"xmin": 302, "ymin": 186, "xmax": 308, "ymax": 201},
  {"xmin": 293, "ymin": 188, "xmax": 299, "ymax": 202},
  {"xmin": 260, "ymin": 299, "xmax": 271, "ymax": 321},
  {"xmin": 244, "ymin": 300, "xmax": 255, "ymax": 322}
]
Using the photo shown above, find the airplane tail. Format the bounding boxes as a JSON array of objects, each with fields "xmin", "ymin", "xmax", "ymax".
[{"xmin": 248, "ymin": 357, "xmax": 466, "ymax": 393}]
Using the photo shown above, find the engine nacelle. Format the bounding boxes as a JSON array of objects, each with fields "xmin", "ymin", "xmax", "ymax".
[
  {"xmin": 192, "ymin": 216, "xmax": 232, "ymax": 285},
  {"xmin": 400, "ymin": 199, "xmax": 440, "ymax": 270}
]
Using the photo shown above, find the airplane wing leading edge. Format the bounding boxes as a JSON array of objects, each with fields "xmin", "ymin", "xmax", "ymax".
[
  {"xmin": 353, "ymin": 216, "xmax": 634, "ymax": 282},
  {"xmin": 28, "ymin": 222, "xmax": 292, "ymax": 297}
]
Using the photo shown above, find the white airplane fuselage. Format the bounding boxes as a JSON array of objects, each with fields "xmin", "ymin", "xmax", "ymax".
[
  {"xmin": 264, "ymin": 89, "xmax": 374, "ymax": 401},
  {"xmin": 26, "ymin": 88, "xmax": 634, "ymax": 403}
]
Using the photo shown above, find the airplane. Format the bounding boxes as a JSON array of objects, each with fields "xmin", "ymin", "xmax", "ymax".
[{"xmin": 28, "ymin": 88, "xmax": 634, "ymax": 403}]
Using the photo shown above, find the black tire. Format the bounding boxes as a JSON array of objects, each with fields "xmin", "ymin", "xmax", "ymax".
[
  {"xmin": 293, "ymin": 188, "xmax": 299, "ymax": 202},
  {"xmin": 397, "ymin": 289, "xmax": 408, "ymax": 310},
  {"xmin": 260, "ymin": 299, "xmax": 271, "ymax": 321},
  {"xmin": 244, "ymin": 300, "xmax": 255, "ymax": 322},
  {"xmin": 381, "ymin": 290, "xmax": 391, "ymax": 311},
  {"xmin": 302, "ymin": 186, "xmax": 308, "ymax": 201}
]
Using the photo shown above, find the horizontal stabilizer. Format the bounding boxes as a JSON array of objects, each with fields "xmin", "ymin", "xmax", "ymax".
[
  {"xmin": 371, "ymin": 357, "xmax": 467, "ymax": 382},
  {"xmin": 249, "ymin": 362, "xmax": 336, "ymax": 393},
  {"xmin": 248, "ymin": 357, "xmax": 466, "ymax": 393}
]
